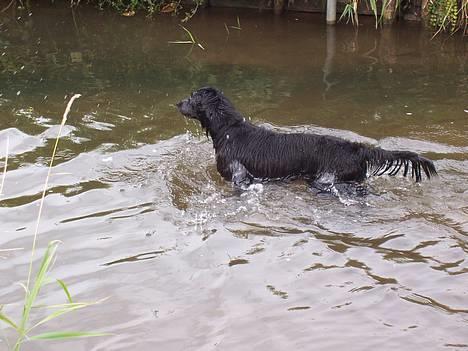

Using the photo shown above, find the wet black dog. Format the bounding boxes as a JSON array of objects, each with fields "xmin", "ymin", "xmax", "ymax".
[{"xmin": 177, "ymin": 87, "xmax": 437, "ymax": 189}]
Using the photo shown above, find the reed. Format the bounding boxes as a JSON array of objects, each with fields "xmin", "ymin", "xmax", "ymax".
[
  {"xmin": 339, "ymin": 0, "xmax": 467, "ymax": 34},
  {"xmin": 0, "ymin": 95, "xmax": 109, "ymax": 350}
]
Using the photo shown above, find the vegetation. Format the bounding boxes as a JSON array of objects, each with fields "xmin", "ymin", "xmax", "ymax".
[
  {"xmin": 0, "ymin": 95, "xmax": 108, "ymax": 350},
  {"xmin": 80, "ymin": 0, "xmax": 204, "ymax": 20},
  {"xmin": 339, "ymin": 0, "xmax": 467, "ymax": 34},
  {"xmin": 428, "ymin": 0, "xmax": 466, "ymax": 33},
  {"xmin": 1, "ymin": 0, "xmax": 466, "ymax": 34}
]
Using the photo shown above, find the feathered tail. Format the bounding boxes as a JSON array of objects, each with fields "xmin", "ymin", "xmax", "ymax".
[{"xmin": 361, "ymin": 148, "xmax": 437, "ymax": 182}]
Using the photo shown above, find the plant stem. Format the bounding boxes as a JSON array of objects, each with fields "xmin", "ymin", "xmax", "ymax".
[
  {"xmin": 18, "ymin": 94, "xmax": 81, "ymax": 350},
  {"xmin": 0, "ymin": 135, "xmax": 9, "ymax": 199}
]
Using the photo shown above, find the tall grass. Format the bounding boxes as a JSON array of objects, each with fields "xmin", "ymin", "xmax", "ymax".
[
  {"xmin": 0, "ymin": 94, "xmax": 109, "ymax": 350},
  {"xmin": 0, "ymin": 135, "xmax": 8, "ymax": 198},
  {"xmin": 339, "ymin": 0, "xmax": 467, "ymax": 34}
]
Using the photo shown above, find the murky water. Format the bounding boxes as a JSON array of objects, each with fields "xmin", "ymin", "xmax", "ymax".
[{"xmin": 1, "ymin": 3, "xmax": 467, "ymax": 350}]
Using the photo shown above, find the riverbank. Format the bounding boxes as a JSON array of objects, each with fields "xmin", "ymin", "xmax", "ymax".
[{"xmin": 1, "ymin": 0, "xmax": 467, "ymax": 34}]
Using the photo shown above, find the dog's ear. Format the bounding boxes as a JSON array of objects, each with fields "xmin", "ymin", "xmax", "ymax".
[
  {"xmin": 197, "ymin": 86, "xmax": 221, "ymax": 97},
  {"xmin": 195, "ymin": 87, "xmax": 222, "ymax": 111}
]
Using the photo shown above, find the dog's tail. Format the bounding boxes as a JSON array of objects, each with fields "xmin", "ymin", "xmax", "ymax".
[{"xmin": 360, "ymin": 147, "xmax": 437, "ymax": 182}]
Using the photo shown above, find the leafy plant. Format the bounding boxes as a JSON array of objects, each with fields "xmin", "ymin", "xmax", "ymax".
[
  {"xmin": 91, "ymin": 0, "xmax": 203, "ymax": 17},
  {"xmin": 0, "ymin": 95, "xmax": 109, "ymax": 350},
  {"xmin": 428, "ymin": 0, "xmax": 459, "ymax": 32},
  {"xmin": 339, "ymin": 0, "xmax": 466, "ymax": 34},
  {"xmin": 339, "ymin": 0, "xmax": 360, "ymax": 25},
  {"xmin": 339, "ymin": 0, "xmax": 395, "ymax": 27}
]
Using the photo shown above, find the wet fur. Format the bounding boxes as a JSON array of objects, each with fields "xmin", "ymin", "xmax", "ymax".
[{"xmin": 177, "ymin": 87, "xmax": 437, "ymax": 186}]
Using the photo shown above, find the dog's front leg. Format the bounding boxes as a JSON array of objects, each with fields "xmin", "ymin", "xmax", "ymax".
[{"xmin": 229, "ymin": 160, "xmax": 252, "ymax": 187}]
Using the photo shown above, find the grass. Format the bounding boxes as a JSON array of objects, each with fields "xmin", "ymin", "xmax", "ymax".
[
  {"xmin": 0, "ymin": 94, "xmax": 109, "ymax": 350},
  {"xmin": 339, "ymin": 0, "xmax": 392, "ymax": 27},
  {"xmin": 0, "ymin": 135, "xmax": 8, "ymax": 198},
  {"xmin": 339, "ymin": 0, "xmax": 467, "ymax": 34},
  {"xmin": 168, "ymin": 24, "xmax": 205, "ymax": 50}
]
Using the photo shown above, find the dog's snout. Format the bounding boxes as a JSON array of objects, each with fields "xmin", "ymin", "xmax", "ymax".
[{"xmin": 177, "ymin": 98, "xmax": 195, "ymax": 118}]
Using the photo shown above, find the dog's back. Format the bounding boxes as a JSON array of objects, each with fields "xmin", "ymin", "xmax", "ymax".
[
  {"xmin": 178, "ymin": 87, "xmax": 437, "ymax": 186},
  {"xmin": 214, "ymin": 124, "xmax": 368, "ymax": 182}
]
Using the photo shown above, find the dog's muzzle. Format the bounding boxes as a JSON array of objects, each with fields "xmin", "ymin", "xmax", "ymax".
[{"xmin": 176, "ymin": 99, "xmax": 196, "ymax": 118}]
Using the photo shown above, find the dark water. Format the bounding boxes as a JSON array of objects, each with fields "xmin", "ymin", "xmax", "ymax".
[{"xmin": 1, "ymin": 3, "xmax": 467, "ymax": 350}]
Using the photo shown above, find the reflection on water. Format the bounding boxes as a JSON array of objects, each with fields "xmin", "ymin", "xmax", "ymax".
[{"xmin": 1, "ymin": 3, "xmax": 467, "ymax": 351}]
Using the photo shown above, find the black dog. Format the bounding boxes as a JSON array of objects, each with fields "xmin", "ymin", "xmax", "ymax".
[{"xmin": 177, "ymin": 87, "xmax": 437, "ymax": 189}]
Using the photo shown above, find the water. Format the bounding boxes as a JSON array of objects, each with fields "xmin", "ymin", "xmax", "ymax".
[{"xmin": 1, "ymin": 3, "xmax": 467, "ymax": 350}]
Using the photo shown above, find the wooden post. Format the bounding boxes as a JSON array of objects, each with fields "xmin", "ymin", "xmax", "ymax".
[{"xmin": 326, "ymin": 0, "xmax": 337, "ymax": 24}]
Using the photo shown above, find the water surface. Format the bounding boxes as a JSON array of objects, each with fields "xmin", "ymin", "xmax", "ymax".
[{"xmin": 1, "ymin": 4, "xmax": 467, "ymax": 350}]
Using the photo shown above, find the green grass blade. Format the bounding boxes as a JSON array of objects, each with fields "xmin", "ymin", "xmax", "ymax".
[
  {"xmin": 179, "ymin": 25, "xmax": 195, "ymax": 43},
  {"xmin": 0, "ymin": 309, "xmax": 18, "ymax": 330},
  {"xmin": 56, "ymin": 279, "xmax": 73, "ymax": 304},
  {"xmin": 379, "ymin": 0, "xmax": 389, "ymax": 24},
  {"xmin": 35, "ymin": 298, "xmax": 108, "ymax": 309},
  {"xmin": 0, "ymin": 135, "xmax": 9, "ymax": 199},
  {"xmin": 28, "ymin": 302, "xmax": 101, "ymax": 333},
  {"xmin": 369, "ymin": 0, "xmax": 378, "ymax": 27},
  {"xmin": 29, "ymin": 307, "xmax": 85, "ymax": 332},
  {"xmin": 29, "ymin": 331, "xmax": 111, "ymax": 340},
  {"xmin": 26, "ymin": 94, "xmax": 81, "ymax": 298},
  {"xmin": 20, "ymin": 241, "xmax": 60, "ymax": 335},
  {"xmin": 339, "ymin": 3, "xmax": 355, "ymax": 24}
]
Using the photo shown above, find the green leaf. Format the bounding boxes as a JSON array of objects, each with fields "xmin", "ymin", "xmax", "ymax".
[
  {"xmin": 56, "ymin": 279, "xmax": 73, "ymax": 303},
  {"xmin": 0, "ymin": 309, "xmax": 18, "ymax": 330},
  {"xmin": 34, "ymin": 297, "xmax": 109, "ymax": 310},
  {"xmin": 379, "ymin": 0, "xmax": 389, "ymax": 24},
  {"xmin": 339, "ymin": 3, "xmax": 356, "ymax": 24},
  {"xmin": 369, "ymin": 0, "xmax": 378, "ymax": 27},
  {"xmin": 29, "ymin": 331, "xmax": 110, "ymax": 340},
  {"xmin": 19, "ymin": 241, "xmax": 60, "ymax": 334},
  {"xmin": 28, "ymin": 305, "xmax": 86, "ymax": 332}
]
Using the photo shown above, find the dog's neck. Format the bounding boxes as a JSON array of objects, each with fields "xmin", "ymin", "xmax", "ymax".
[{"xmin": 202, "ymin": 99, "xmax": 245, "ymax": 145}]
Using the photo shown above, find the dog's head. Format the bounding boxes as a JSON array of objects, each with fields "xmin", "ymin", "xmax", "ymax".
[
  {"xmin": 177, "ymin": 86, "xmax": 221, "ymax": 118},
  {"xmin": 177, "ymin": 87, "xmax": 242, "ymax": 135}
]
